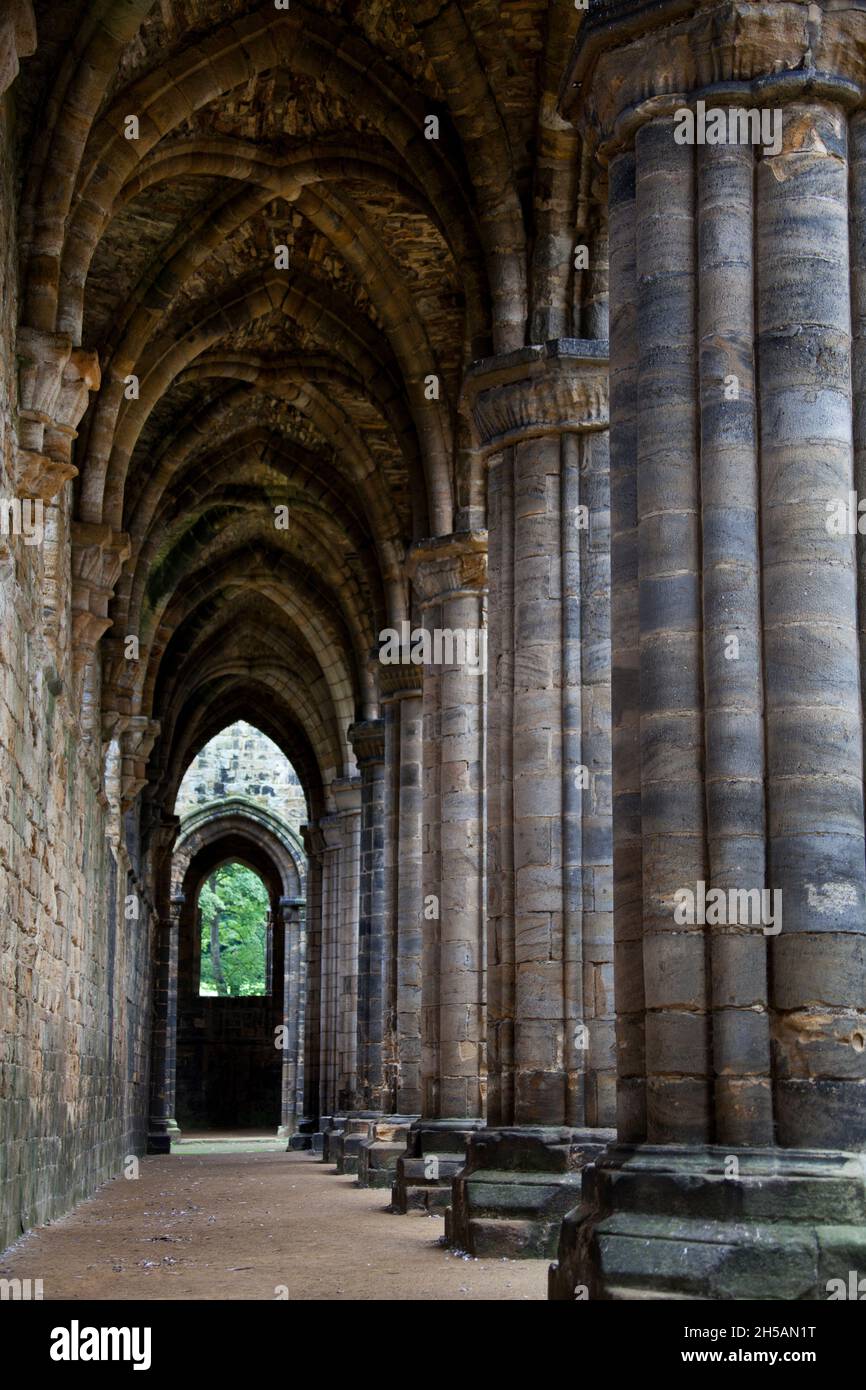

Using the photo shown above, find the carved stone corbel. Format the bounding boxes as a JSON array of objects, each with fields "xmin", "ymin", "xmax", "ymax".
[
  {"xmin": 71, "ymin": 522, "xmax": 131, "ymax": 674},
  {"xmin": 15, "ymin": 330, "xmax": 101, "ymax": 501},
  {"xmin": 119, "ymin": 716, "xmax": 161, "ymax": 811}
]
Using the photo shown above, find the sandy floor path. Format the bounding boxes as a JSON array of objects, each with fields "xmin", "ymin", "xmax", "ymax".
[{"xmin": 0, "ymin": 1144, "xmax": 547, "ymax": 1301}]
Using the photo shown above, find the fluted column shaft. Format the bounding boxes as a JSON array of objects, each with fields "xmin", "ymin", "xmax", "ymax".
[
  {"xmin": 317, "ymin": 824, "xmax": 341, "ymax": 1118},
  {"xmin": 760, "ymin": 103, "xmax": 866, "ymax": 1146},
  {"xmin": 549, "ymin": 0, "xmax": 866, "ymax": 1300},
  {"xmin": 147, "ymin": 893, "xmax": 183, "ymax": 1153},
  {"xmin": 279, "ymin": 896, "xmax": 306, "ymax": 1137},
  {"xmin": 301, "ymin": 825, "xmax": 324, "ymax": 1125},
  {"xmin": 411, "ymin": 533, "xmax": 488, "ymax": 1121},
  {"xmin": 317, "ymin": 784, "xmax": 362, "ymax": 1117},
  {"xmin": 381, "ymin": 664, "xmax": 424, "ymax": 1115},
  {"xmin": 334, "ymin": 782, "xmax": 362, "ymax": 1113},
  {"xmin": 602, "ymin": 104, "xmax": 866, "ymax": 1151},
  {"xmin": 349, "ymin": 720, "xmax": 387, "ymax": 1111},
  {"xmin": 464, "ymin": 343, "xmax": 614, "ymax": 1130},
  {"xmin": 446, "ymin": 345, "xmax": 616, "ymax": 1259}
]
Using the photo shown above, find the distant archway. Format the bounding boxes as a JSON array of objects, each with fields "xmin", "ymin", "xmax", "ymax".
[{"xmin": 166, "ymin": 729, "xmax": 307, "ymax": 1137}]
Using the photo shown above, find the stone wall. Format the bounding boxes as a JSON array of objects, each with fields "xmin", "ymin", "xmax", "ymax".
[
  {"xmin": 0, "ymin": 91, "xmax": 153, "ymax": 1254},
  {"xmin": 175, "ymin": 721, "xmax": 306, "ymax": 833}
]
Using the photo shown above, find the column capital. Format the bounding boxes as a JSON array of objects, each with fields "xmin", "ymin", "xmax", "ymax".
[
  {"xmin": 319, "ymin": 814, "xmax": 345, "ymax": 851},
  {"xmin": 301, "ymin": 822, "xmax": 326, "ymax": 860},
  {"xmin": 560, "ymin": 0, "xmax": 866, "ymax": 156},
  {"xmin": 279, "ymin": 895, "xmax": 306, "ymax": 917},
  {"xmin": 377, "ymin": 658, "xmax": 423, "ymax": 703},
  {"xmin": 348, "ymin": 718, "xmax": 385, "ymax": 768},
  {"xmin": 118, "ymin": 716, "xmax": 161, "ymax": 811},
  {"xmin": 462, "ymin": 339, "xmax": 609, "ymax": 454},
  {"xmin": 406, "ymin": 530, "xmax": 488, "ymax": 606},
  {"xmin": 330, "ymin": 775, "xmax": 362, "ymax": 817}
]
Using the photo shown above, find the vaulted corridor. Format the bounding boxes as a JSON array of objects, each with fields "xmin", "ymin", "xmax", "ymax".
[{"xmin": 4, "ymin": 0, "xmax": 866, "ymax": 1317}]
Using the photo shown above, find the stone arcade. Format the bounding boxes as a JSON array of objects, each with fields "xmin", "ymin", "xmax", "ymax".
[{"xmin": 2, "ymin": 0, "xmax": 866, "ymax": 1302}]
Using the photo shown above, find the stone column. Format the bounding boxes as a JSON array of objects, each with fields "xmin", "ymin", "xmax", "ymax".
[
  {"xmin": 350, "ymin": 719, "xmax": 387, "ymax": 1109},
  {"xmin": 391, "ymin": 532, "xmax": 488, "ymax": 1212},
  {"xmin": 314, "ymin": 784, "xmax": 361, "ymax": 1156},
  {"xmin": 335, "ymin": 780, "xmax": 362, "ymax": 1116},
  {"xmin": 355, "ymin": 681, "xmax": 425, "ymax": 1190},
  {"xmin": 384, "ymin": 664, "xmax": 424, "ymax": 1117},
  {"xmin": 550, "ymin": 1, "xmax": 866, "ymax": 1300},
  {"xmin": 301, "ymin": 823, "xmax": 325, "ymax": 1146},
  {"xmin": 317, "ymin": 778, "xmax": 362, "ymax": 1160},
  {"xmin": 147, "ymin": 892, "xmax": 183, "ymax": 1153},
  {"xmin": 278, "ymin": 896, "xmax": 306, "ymax": 1141},
  {"xmin": 448, "ymin": 342, "xmax": 615, "ymax": 1258},
  {"xmin": 328, "ymin": 720, "xmax": 388, "ymax": 1176},
  {"xmin": 317, "ymin": 817, "xmax": 341, "ymax": 1133}
]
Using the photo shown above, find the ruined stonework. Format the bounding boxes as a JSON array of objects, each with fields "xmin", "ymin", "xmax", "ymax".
[
  {"xmin": 1, "ymin": 82, "xmax": 152, "ymax": 1253},
  {"xmin": 3, "ymin": 0, "xmax": 866, "ymax": 1307},
  {"xmin": 175, "ymin": 721, "xmax": 306, "ymax": 834}
]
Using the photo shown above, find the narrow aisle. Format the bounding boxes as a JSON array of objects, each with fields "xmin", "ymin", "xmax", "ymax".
[{"xmin": 0, "ymin": 1151, "xmax": 546, "ymax": 1301}]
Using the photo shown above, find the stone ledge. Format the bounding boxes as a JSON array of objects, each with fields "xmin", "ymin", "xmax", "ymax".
[
  {"xmin": 549, "ymin": 1144, "xmax": 866, "ymax": 1300},
  {"xmin": 448, "ymin": 1125, "xmax": 615, "ymax": 1259}
]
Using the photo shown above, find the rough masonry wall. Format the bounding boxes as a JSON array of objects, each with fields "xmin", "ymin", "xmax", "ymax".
[
  {"xmin": 175, "ymin": 721, "xmax": 306, "ymax": 833},
  {"xmin": 0, "ymin": 94, "xmax": 152, "ymax": 1254}
]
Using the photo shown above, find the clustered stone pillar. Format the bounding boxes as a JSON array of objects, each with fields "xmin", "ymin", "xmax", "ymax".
[
  {"xmin": 330, "ymin": 720, "xmax": 387, "ymax": 1175},
  {"xmin": 316, "ymin": 780, "xmax": 361, "ymax": 1156},
  {"xmin": 357, "ymin": 666, "xmax": 424, "ymax": 1189},
  {"xmin": 147, "ymin": 892, "xmax": 183, "ymax": 1153},
  {"xmin": 350, "ymin": 720, "xmax": 386, "ymax": 1108},
  {"xmin": 385, "ymin": 665, "xmax": 424, "ymax": 1117},
  {"xmin": 392, "ymin": 533, "xmax": 488, "ymax": 1212},
  {"xmin": 278, "ymin": 895, "xmax": 306, "ymax": 1140},
  {"xmin": 301, "ymin": 823, "xmax": 325, "ymax": 1146},
  {"xmin": 550, "ymin": 0, "xmax": 866, "ymax": 1300},
  {"xmin": 449, "ymin": 343, "xmax": 615, "ymax": 1257}
]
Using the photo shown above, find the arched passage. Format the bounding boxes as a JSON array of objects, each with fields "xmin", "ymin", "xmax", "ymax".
[{"xmin": 152, "ymin": 731, "xmax": 308, "ymax": 1141}]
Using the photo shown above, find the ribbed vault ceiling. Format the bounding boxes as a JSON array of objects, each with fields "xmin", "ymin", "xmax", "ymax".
[{"xmin": 15, "ymin": 0, "xmax": 583, "ymax": 821}]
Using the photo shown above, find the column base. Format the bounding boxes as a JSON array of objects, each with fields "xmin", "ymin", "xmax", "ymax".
[
  {"xmin": 284, "ymin": 1112, "xmax": 315, "ymax": 1145},
  {"xmin": 146, "ymin": 1128, "xmax": 171, "ymax": 1155},
  {"xmin": 548, "ymin": 1144, "xmax": 866, "ymax": 1301},
  {"xmin": 287, "ymin": 1117, "xmax": 316, "ymax": 1151},
  {"xmin": 447, "ymin": 1126, "xmax": 615, "ymax": 1259},
  {"xmin": 333, "ymin": 1113, "xmax": 381, "ymax": 1174},
  {"xmin": 357, "ymin": 1115, "xmax": 419, "ymax": 1189},
  {"xmin": 391, "ymin": 1118, "xmax": 485, "ymax": 1213},
  {"xmin": 320, "ymin": 1115, "xmax": 346, "ymax": 1163}
]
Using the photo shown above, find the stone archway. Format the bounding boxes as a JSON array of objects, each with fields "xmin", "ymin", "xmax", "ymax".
[{"xmin": 152, "ymin": 802, "xmax": 306, "ymax": 1142}]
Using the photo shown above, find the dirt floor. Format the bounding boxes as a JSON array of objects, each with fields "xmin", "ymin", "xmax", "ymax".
[{"xmin": 0, "ymin": 1141, "xmax": 547, "ymax": 1300}]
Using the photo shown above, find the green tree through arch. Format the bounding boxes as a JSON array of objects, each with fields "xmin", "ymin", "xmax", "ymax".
[{"xmin": 198, "ymin": 862, "xmax": 269, "ymax": 997}]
